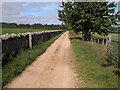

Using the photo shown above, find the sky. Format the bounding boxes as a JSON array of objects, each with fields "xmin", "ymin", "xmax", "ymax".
[
  {"xmin": 0, "ymin": 1, "xmax": 120, "ymax": 25},
  {"xmin": 1, "ymin": 2, "xmax": 62, "ymax": 24}
]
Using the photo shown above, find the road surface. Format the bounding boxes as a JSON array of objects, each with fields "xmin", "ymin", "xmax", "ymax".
[{"xmin": 5, "ymin": 31, "xmax": 75, "ymax": 88}]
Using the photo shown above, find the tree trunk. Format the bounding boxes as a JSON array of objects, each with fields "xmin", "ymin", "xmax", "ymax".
[{"xmin": 82, "ymin": 31, "xmax": 91, "ymax": 41}]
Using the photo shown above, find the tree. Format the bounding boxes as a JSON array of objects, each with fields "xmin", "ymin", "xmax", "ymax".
[
  {"xmin": 2, "ymin": 22, "xmax": 18, "ymax": 28},
  {"xmin": 58, "ymin": 2, "xmax": 116, "ymax": 40},
  {"xmin": 117, "ymin": 11, "xmax": 120, "ymax": 20}
]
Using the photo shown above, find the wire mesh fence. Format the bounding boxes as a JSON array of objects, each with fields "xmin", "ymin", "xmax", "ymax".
[{"xmin": 106, "ymin": 35, "xmax": 120, "ymax": 62}]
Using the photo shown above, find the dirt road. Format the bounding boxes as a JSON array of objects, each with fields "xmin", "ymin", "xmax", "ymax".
[{"xmin": 5, "ymin": 31, "xmax": 75, "ymax": 88}]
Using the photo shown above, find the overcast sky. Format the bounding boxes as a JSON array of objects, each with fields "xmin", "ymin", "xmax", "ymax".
[{"xmin": 1, "ymin": 1, "xmax": 120, "ymax": 25}]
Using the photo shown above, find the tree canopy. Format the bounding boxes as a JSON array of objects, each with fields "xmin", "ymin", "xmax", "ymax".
[
  {"xmin": 58, "ymin": 1, "xmax": 116, "ymax": 40},
  {"xmin": 117, "ymin": 11, "xmax": 120, "ymax": 20}
]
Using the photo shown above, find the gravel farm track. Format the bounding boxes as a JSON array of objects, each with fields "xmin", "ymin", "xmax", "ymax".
[{"xmin": 4, "ymin": 31, "xmax": 76, "ymax": 88}]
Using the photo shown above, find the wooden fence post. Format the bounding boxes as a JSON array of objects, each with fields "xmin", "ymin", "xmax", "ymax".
[
  {"xmin": 106, "ymin": 35, "xmax": 111, "ymax": 55},
  {"xmin": 82, "ymin": 37, "xmax": 84, "ymax": 41},
  {"xmin": 102, "ymin": 39, "xmax": 104, "ymax": 44},
  {"xmin": 94, "ymin": 38, "xmax": 95, "ymax": 43},
  {"xmin": 98, "ymin": 39, "xmax": 99, "ymax": 44},
  {"xmin": 29, "ymin": 34, "xmax": 32, "ymax": 48}
]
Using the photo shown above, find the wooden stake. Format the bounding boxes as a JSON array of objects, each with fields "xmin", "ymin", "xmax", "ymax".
[{"xmin": 29, "ymin": 34, "xmax": 32, "ymax": 48}]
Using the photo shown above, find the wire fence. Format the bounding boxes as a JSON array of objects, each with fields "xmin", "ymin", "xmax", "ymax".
[
  {"xmin": 106, "ymin": 35, "xmax": 120, "ymax": 62},
  {"xmin": 81, "ymin": 35, "xmax": 119, "ymax": 63}
]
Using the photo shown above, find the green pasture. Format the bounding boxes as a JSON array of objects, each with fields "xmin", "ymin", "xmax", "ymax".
[
  {"xmin": 2, "ymin": 28, "xmax": 46, "ymax": 35},
  {"xmin": 70, "ymin": 32, "xmax": 118, "ymax": 88}
]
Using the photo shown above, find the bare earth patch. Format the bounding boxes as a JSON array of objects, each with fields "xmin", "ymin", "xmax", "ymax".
[{"xmin": 5, "ymin": 31, "xmax": 76, "ymax": 88}]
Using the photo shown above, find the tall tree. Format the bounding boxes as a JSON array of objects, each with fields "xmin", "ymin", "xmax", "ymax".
[
  {"xmin": 117, "ymin": 11, "xmax": 120, "ymax": 20},
  {"xmin": 58, "ymin": 2, "xmax": 116, "ymax": 40}
]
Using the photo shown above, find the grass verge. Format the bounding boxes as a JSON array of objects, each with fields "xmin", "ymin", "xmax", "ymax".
[
  {"xmin": 70, "ymin": 32, "xmax": 118, "ymax": 88},
  {"xmin": 2, "ymin": 33, "xmax": 63, "ymax": 87}
]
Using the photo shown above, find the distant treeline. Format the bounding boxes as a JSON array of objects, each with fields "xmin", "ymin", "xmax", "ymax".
[{"xmin": 0, "ymin": 22, "xmax": 66, "ymax": 30}]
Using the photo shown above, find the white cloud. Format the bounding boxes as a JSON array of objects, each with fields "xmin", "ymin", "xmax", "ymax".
[
  {"xmin": 2, "ymin": 15, "xmax": 61, "ymax": 24},
  {"xmin": 2, "ymin": 2, "xmax": 25, "ymax": 17},
  {"xmin": 107, "ymin": 0, "xmax": 120, "ymax": 3},
  {"xmin": 1, "ymin": 2, "xmax": 61, "ymax": 24}
]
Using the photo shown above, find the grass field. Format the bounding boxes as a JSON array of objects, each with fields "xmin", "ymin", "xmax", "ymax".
[
  {"xmin": 70, "ymin": 32, "xmax": 118, "ymax": 88},
  {"xmin": 92, "ymin": 33, "xmax": 119, "ymax": 41},
  {"xmin": 112, "ymin": 42, "xmax": 119, "ymax": 57},
  {"xmin": 2, "ymin": 33, "xmax": 62, "ymax": 87},
  {"xmin": 110, "ymin": 33, "xmax": 119, "ymax": 38},
  {"xmin": 2, "ymin": 28, "xmax": 47, "ymax": 35},
  {"xmin": 92, "ymin": 33, "xmax": 119, "ymax": 58}
]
